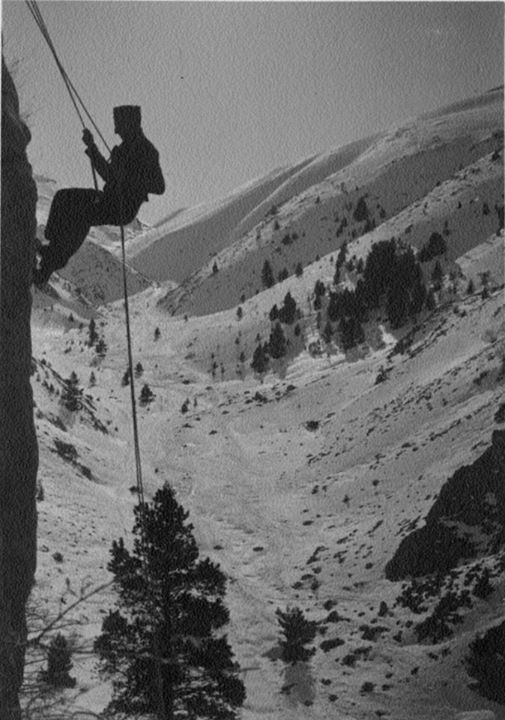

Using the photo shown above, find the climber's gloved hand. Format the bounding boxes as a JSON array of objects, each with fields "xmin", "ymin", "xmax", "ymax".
[{"xmin": 82, "ymin": 128, "xmax": 94, "ymax": 148}]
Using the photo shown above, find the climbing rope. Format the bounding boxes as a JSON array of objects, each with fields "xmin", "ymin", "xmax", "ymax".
[
  {"xmin": 118, "ymin": 210, "xmax": 145, "ymax": 508},
  {"xmin": 25, "ymin": 3, "xmax": 167, "ymax": 716},
  {"xmin": 25, "ymin": 0, "xmax": 110, "ymax": 190}
]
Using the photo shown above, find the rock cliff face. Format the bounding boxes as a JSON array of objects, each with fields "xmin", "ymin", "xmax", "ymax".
[
  {"xmin": 385, "ymin": 430, "xmax": 505, "ymax": 581},
  {"xmin": 0, "ymin": 57, "xmax": 38, "ymax": 718}
]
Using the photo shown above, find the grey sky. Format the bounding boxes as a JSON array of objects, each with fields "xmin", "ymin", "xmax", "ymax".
[{"xmin": 2, "ymin": 1, "xmax": 503, "ymax": 225}]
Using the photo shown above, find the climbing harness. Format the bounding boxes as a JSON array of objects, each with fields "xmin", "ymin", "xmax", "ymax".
[{"xmin": 24, "ymin": 2, "xmax": 167, "ymax": 716}]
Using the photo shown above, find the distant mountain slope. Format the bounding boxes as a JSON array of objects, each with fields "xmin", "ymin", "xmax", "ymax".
[
  {"xmin": 158, "ymin": 88, "xmax": 503, "ymax": 317},
  {"xmin": 34, "ymin": 175, "xmax": 151, "ymax": 305},
  {"xmin": 125, "ymin": 156, "xmax": 320, "ymax": 282}
]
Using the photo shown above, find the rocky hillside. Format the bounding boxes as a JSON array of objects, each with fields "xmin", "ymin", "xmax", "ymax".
[
  {"xmin": 1, "ymin": 57, "xmax": 38, "ymax": 720},
  {"xmin": 386, "ymin": 429, "xmax": 505, "ymax": 580}
]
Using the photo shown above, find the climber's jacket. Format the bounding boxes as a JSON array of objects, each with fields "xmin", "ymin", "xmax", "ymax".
[{"xmin": 85, "ymin": 130, "xmax": 165, "ymax": 214}]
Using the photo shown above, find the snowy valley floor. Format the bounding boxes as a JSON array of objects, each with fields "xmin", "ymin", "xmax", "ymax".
[{"xmin": 28, "ymin": 285, "xmax": 505, "ymax": 720}]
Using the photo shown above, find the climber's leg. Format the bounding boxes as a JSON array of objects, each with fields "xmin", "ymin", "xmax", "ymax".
[{"xmin": 33, "ymin": 189, "xmax": 101, "ymax": 285}]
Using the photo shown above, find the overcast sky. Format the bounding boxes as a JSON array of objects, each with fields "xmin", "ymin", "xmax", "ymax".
[{"xmin": 2, "ymin": 1, "xmax": 504, "ymax": 225}]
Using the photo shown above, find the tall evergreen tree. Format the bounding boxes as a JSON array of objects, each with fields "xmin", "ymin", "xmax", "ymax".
[
  {"xmin": 269, "ymin": 322, "xmax": 287, "ymax": 359},
  {"xmin": 95, "ymin": 485, "xmax": 246, "ymax": 719},
  {"xmin": 278, "ymin": 292, "xmax": 297, "ymax": 325},
  {"xmin": 261, "ymin": 260, "xmax": 275, "ymax": 289},
  {"xmin": 62, "ymin": 371, "xmax": 82, "ymax": 412},
  {"xmin": 327, "ymin": 291, "xmax": 342, "ymax": 322},
  {"xmin": 269, "ymin": 304, "xmax": 279, "ymax": 322},
  {"xmin": 338, "ymin": 317, "xmax": 354, "ymax": 351},
  {"xmin": 88, "ymin": 317, "xmax": 98, "ymax": 347},
  {"xmin": 41, "ymin": 634, "xmax": 76, "ymax": 688},
  {"xmin": 275, "ymin": 607, "xmax": 317, "ymax": 664},
  {"xmin": 251, "ymin": 343, "xmax": 269, "ymax": 375}
]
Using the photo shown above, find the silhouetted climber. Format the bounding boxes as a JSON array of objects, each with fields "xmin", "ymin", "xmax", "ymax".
[{"xmin": 33, "ymin": 105, "xmax": 165, "ymax": 285}]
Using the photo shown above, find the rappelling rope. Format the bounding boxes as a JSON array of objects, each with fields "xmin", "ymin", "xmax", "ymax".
[
  {"xmin": 25, "ymin": 3, "xmax": 167, "ymax": 716},
  {"xmin": 118, "ymin": 211, "xmax": 145, "ymax": 508},
  {"xmin": 25, "ymin": 0, "xmax": 111, "ymax": 190}
]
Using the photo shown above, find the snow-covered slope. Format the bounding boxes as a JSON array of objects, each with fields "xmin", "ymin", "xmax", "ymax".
[
  {"xmin": 125, "ymin": 156, "xmax": 322, "ymax": 282},
  {"xmin": 26, "ymin": 88, "xmax": 505, "ymax": 720},
  {"xmin": 158, "ymin": 87, "xmax": 503, "ymax": 317}
]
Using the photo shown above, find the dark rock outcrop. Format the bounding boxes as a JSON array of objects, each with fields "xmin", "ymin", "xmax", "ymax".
[
  {"xmin": 467, "ymin": 619, "xmax": 505, "ymax": 704},
  {"xmin": 1, "ymin": 57, "xmax": 38, "ymax": 718},
  {"xmin": 386, "ymin": 431, "xmax": 505, "ymax": 580}
]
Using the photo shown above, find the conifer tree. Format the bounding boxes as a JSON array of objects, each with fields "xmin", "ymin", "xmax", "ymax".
[
  {"xmin": 140, "ymin": 383, "xmax": 155, "ymax": 406},
  {"xmin": 269, "ymin": 322, "xmax": 287, "ymax": 359},
  {"xmin": 95, "ymin": 485, "xmax": 246, "ymax": 719},
  {"xmin": 95, "ymin": 337, "xmax": 107, "ymax": 358},
  {"xmin": 275, "ymin": 607, "xmax": 317, "ymax": 664},
  {"xmin": 353, "ymin": 196, "xmax": 369, "ymax": 222},
  {"xmin": 251, "ymin": 343, "xmax": 269, "ymax": 375},
  {"xmin": 327, "ymin": 291, "xmax": 342, "ymax": 322},
  {"xmin": 336, "ymin": 240, "xmax": 348, "ymax": 272},
  {"xmin": 278, "ymin": 292, "xmax": 297, "ymax": 325},
  {"xmin": 88, "ymin": 317, "xmax": 98, "ymax": 347},
  {"xmin": 261, "ymin": 260, "xmax": 275, "ymax": 289},
  {"xmin": 42, "ymin": 634, "xmax": 76, "ymax": 688},
  {"xmin": 269, "ymin": 304, "xmax": 279, "ymax": 322},
  {"xmin": 62, "ymin": 371, "xmax": 82, "ymax": 411}
]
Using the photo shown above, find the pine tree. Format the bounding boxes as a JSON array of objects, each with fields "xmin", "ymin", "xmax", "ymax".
[
  {"xmin": 251, "ymin": 343, "xmax": 269, "ymax": 375},
  {"xmin": 409, "ymin": 265, "xmax": 427, "ymax": 316},
  {"xmin": 261, "ymin": 260, "xmax": 275, "ymax": 289},
  {"xmin": 41, "ymin": 634, "xmax": 76, "ymax": 688},
  {"xmin": 94, "ymin": 485, "xmax": 246, "ymax": 719},
  {"xmin": 88, "ymin": 317, "xmax": 98, "ymax": 347},
  {"xmin": 336, "ymin": 240, "xmax": 348, "ymax": 271},
  {"xmin": 269, "ymin": 322, "xmax": 287, "ymax": 359},
  {"xmin": 327, "ymin": 291, "xmax": 342, "ymax": 322},
  {"xmin": 278, "ymin": 292, "xmax": 297, "ymax": 324},
  {"xmin": 275, "ymin": 606, "xmax": 317, "ymax": 664},
  {"xmin": 269, "ymin": 304, "xmax": 279, "ymax": 322},
  {"xmin": 154, "ymin": 327, "xmax": 161, "ymax": 341},
  {"xmin": 353, "ymin": 196, "xmax": 369, "ymax": 223},
  {"xmin": 140, "ymin": 383, "xmax": 155, "ymax": 406},
  {"xmin": 95, "ymin": 337, "xmax": 107, "ymax": 358},
  {"xmin": 62, "ymin": 371, "xmax": 82, "ymax": 412}
]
